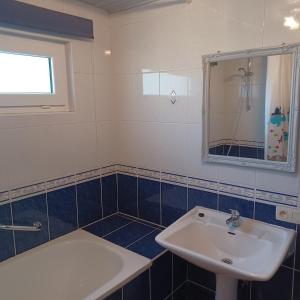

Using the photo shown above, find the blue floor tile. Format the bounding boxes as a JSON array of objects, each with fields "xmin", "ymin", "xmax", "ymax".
[
  {"xmin": 102, "ymin": 175, "xmax": 118, "ymax": 217},
  {"xmin": 151, "ymin": 251, "xmax": 172, "ymax": 300},
  {"xmin": 118, "ymin": 174, "xmax": 138, "ymax": 217},
  {"xmin": 77, "ymin": 179, "xmax": 102, "ymax": 227},
  {"xmin": 127, "ymin": 229, "xmax": 165, "ymax": 259},
  {"xmin": 219, "ymin": 194, "xmax": 254, "ymax": 219},
  {"xmin": 105, "ymin": 221, "xmax": 155, "ymax": 247},
  {"xmin": 161, "ymin": 183, "xmax": 187, "ymax": 226},
  {"xmin": 0, "ymin": 204, "xmax": 15, "ymax": 261},
  {"xmin": 12, "ymin": 194, "xmax": 49, "ymax": 254},
  {"xmin": 123, "ymin": 270, "xmax": 150, "ymax": 300},
  {"xmin": 188, "ymin": 188, "xmax": 218, "ymax": 210},
  {"xmin": 47, "ymin": 185, "xmax": 78, "ymax": 239},
  {"xmin": 138, "ymin": 178, "xmax": 161, "ymax": 225},
  {"xmin": 84, "ymin": 214, "xmax": 132, "ymax": 237}
]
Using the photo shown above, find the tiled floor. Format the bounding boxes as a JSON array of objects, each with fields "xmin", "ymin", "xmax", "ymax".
[{"xmin": 84, "ymin": 213, "xmax": 166, "ymax": 259}]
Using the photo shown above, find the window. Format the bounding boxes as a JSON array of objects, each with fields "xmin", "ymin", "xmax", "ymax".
[{"xmin": 0, "ymin": 31, "xmax": 71, "ymax": 112}]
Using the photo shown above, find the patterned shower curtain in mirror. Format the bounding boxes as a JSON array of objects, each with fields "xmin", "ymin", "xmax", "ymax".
[{"xmin": 265, "ymin": 54, "xmax": 292, "ymax": 162}]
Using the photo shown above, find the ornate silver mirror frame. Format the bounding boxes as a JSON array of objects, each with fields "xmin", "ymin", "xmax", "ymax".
[{"xmin": 202, "ymin": 44, "xmax": 300, "ymax": 172}]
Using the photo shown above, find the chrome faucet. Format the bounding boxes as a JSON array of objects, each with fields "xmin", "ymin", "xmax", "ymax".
[{"xmin": 226, "ymin": 209, "xmax": 240, "ymax": 227}]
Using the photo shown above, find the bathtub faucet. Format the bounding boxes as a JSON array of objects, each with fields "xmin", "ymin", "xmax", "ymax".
[{"xmin": 226, "ymin": 210, "xmax": 240, "ymax": 228}]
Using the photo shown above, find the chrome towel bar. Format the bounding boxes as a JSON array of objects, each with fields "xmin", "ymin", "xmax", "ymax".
[{"xmin": 0, "ymin": 221, "xmax": 42, "ymax": 232}]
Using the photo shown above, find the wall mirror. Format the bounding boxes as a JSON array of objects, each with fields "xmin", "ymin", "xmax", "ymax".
[{"xmin": 202, "ymin": 44, "xmax": 300, "ymax": 172}]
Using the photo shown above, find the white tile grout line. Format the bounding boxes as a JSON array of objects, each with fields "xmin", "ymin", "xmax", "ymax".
[
  {"xmin": 159, "ymin": 180, "xmax": 163, "ymax": 226},
  {"xmin": 118, "ymin": 211, "xmax": 165, "ymax": 230},
  {"xmin": 125, "ymin": 228, "xmax": 157, "ymax": 249},
  {"xmin": 163, "ymin": 280, "xmax": 186, "ymax": 300},
  {"xmin": 9, "ymin": 202, "xmax": 16, "ymax": 256},
  {"xmin": 75, "ymin": 184, "xmax": 79, "ymax": 230},
  {"xmin": 136, "ymin": 176, "xmax": 139, "ymax": 219},
  {"xmin": 45, "ymin": 192, "xmax": 51, "ymax": 242},
  {"xmin": 99, "ymin": 177, "xmax": 104, "ymax": 220},
  {"xmin": 186, "ymin": 279, "xmax": 216, "ymax": 294},
  {"xmin": 101, "ymin": 221, "xmax": 134, "ymax": 238}
]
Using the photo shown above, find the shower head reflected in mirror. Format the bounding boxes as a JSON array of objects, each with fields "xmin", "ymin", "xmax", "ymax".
[{"xmin": 238, "ymin": 67, "xmax": 254, "ymax": 77}]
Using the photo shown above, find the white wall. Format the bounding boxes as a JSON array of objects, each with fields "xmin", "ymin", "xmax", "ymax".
[
  {"xmin": 0, "ymin": 0, "xmax": 115, "ymax": 191},
  {"xmin": 110, "ymin": 0, "xmax": 300, "ymax": 197}
]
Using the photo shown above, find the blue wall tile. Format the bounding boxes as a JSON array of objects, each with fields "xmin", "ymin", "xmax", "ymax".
[
  {"xmin": 138, "ymin": 178, "xmax": 161, "ymax": 225},
  {"xmin": 161, "ymin": 183, "xmax": 187, "ymax": 226},
  {"xmin": 255, "ymin": 202, "xmax": 296, "ymax": 230},
  {"xmin": 47, "ymin": 185, "xmax": 77, "ymax": 239},
  {"xmin": 123, "ymin": 270, "xmax": 150, "ymax": 300},
  {"xmin": 173, "ymin": 254, "xmax": 187, "ymax": 290},
  {"xmin": 252, "ymin": 266, "xmax": 292, "ymax": 300},
  {"xmin": 219, "ymin": 194, "xmax": 254, "ymax": 219},
  {"xmin": 293, "ymin": 270, "xmax": 300, "ymax": 300},
  {"xmin": 85, "ymin": 214, "xmax": 131, "ymax": 237},
  {"xmin": 127, "ymin": 229, "xmax": 164, "ymax": 259},
  {"xmin": 0, "ymin": 204, "xmax": 14, "ymax": 261},
  {"xmin": 102, "ymin": 175, "xmax": 118, "ymax": 217},
  {"xmin": 295, "ymin": 228, "xmax": 300, "ymax": 271},
  {"xmin": 12, "ymin": 194, "xmax": 49, "ymax": 254},
  {"xmin": 188, "ymin": 188, "xmax": 218, "ymax": 210},
  {"xmin": 173, "ymin": 281, "xmax": 214, "ymax": 300},
  {"xmin": 105, "ymin": 221, "xmax": 154, "ymax": 247},
  {"xmin": 151, "ymin": 251, "xmax": 172, "ymax": 300},
  {"xmin": 118, "ymin": 174, "xmax": 138, "ymax": 217},
  {"xmin": 77, "ymin": 179, "xmax": 102, "ymax": 227},
  {"xmin": 188, "ymin": 263, "xmax": 216, "ymax": 291}
]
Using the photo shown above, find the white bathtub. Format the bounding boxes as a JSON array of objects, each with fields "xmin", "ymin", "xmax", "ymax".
[{"xmin": 0, "ymin": 229, "xmax": 151, "ymax": 300}]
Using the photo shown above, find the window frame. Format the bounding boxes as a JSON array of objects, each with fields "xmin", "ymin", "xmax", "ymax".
[{"xmin": 0, "ymin": 30, "xmax": 72, "ymax": 113}]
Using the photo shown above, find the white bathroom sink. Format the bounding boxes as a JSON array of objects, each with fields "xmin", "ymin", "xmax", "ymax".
[{"xmin": 156, "ymin": 206, "xmax": 295, "ymax": 300}]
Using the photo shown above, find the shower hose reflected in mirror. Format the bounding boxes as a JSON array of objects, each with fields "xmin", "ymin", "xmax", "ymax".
[{"xmin": 226, "ymin": 58, "xmax": 254, "ymax": 156}]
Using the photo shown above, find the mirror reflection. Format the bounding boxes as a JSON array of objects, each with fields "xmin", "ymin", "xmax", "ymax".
[{"xmin": 208, "ymin": 53, "xmax": 293, "ymax": 162}]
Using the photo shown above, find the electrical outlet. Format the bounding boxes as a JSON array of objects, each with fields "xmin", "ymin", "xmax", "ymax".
[
  {"xmin": 276, "ymin": 205, "xmax": 300, "ymax": 224},
  {"xmin": 276, "ymin": 206, "xmax": 292, "ymax": 222}
]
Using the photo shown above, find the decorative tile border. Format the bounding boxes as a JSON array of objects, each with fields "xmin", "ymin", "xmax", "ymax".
[
  {"xmin": 188, "ymin": 177, "xmax": 218, "ymax": 191},
  {"xmin": 161, "ymin": 172, "xmax": 187, "ymax": 186},
  {"xmin": 1, "ymin": 163, "xmax": 298, "ymax": 208},
  {"xmin": 114, "ymin": 165, "xmax": 298, "ymax": 207},
  {"xmin": 219, "ymin": 183, "xmax": 255, "ymax": 199},
  {"xmin": 102, "ymin": 165, "xmax": 119, "ymax": 176},
  {"xmin": 9, "ymin": 182, "xmax": 46, "ymax": 201},
  {"xmin": 117, "ymin": 165, "xmax": 137, "ymax": 176},
  {"xmin": 136, "ymin": 168, "xmax": 161, "ymax": 181},
  {"xmin": 256, "ymin": 190, "xmax": 298, "ymax": 207},
  {"xmin": 46, "ymin": 175, "xmax": 76, "ymax": 192},
  {"xmin": 76, "ymin": 169, "xmax": 100, "ymax": 183},
  {"xmin": 0, "ymin": 191, "xmax": 9, "ymax": 202}
]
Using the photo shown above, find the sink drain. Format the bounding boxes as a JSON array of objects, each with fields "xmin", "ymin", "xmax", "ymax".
[{"xmin": 222, "ymin": 258, "xmax": 233, "ymax": 265}]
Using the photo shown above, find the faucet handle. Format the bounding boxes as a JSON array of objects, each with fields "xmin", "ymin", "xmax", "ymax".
[{"xmin": 229, "ymin": 209, "xmax": 240, "ymax": 217}]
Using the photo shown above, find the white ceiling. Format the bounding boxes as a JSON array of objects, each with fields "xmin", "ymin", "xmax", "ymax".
[{"xmin": 79, "ymin": 0, "xmax": 189, "ymax": 14}]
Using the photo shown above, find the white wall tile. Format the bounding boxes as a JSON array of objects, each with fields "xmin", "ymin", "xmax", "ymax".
[
  {"xmin": 94, "ymin": 74, "xmax": 113, "ymax": 121},
  {"xmin": 71, "ymin": 40, "xmax": 93, "ymax": 74},
  {"xmin": 158, "ymin": 123, "xmax": 187, "ymax": 175},
  {"xmin": 96, "ymin": 121, "xmax": 116, "ymax": 167},
  {"xmin": 159, "ymin": 71, "xmax": 188, "ymax": 123}
]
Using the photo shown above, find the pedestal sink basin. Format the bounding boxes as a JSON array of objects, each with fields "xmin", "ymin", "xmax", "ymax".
[{"xmin": 155, "ymin": 206, "xmax": 295, "ymax": 300}]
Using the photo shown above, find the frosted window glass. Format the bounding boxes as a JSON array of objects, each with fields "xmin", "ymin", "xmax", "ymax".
[{"xmin": 0, "ymin": 52, "xmax": 53, "ymax": 94}]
